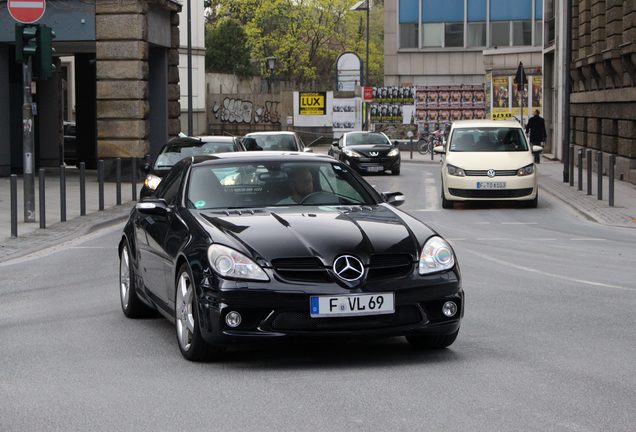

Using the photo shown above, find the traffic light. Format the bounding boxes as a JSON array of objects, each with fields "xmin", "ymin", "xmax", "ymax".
[
  {"xmin": 36, "ymin": 25, "xmax": 56, "ymax": 80},
  {"xmin": 15, "ymin": 24, "xmax": 38, "ymax": 64}
]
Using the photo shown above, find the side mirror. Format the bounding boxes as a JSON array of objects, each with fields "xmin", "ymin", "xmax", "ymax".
[
  {"xmin": 382, "ymin": 191, "xmax": 405, "ymax": 207},
  {"xmin": 433, "ymin": 145, "xmax": 446, "ymax": 154},
  {"xmin": 136, "ymin": 199, "xmax": 169, "ymax": 214},
  {"xmin": 393, "ymin": 140, "xmax": 399, "ymax": 147},
  {"xmin": 303, "ymin": 147, "xmax": 313, "ymax": 153},
  {"xmin": 331, "ymin": 139, "xmax": 339, "ymax": 147},
  {"xmin": 532, "ymin": 145, "xmax": 543, "ymax": 154}
]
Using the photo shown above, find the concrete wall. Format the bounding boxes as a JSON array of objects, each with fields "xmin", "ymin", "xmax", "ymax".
[{"xmin": 570, "ymin": 0, "xmax": 636, "ymax": 184}]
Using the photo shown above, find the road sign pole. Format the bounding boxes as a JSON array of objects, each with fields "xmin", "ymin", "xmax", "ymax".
[{"xmin": 23, "ymin": 58, "xmax": 35, "ymax": 223}]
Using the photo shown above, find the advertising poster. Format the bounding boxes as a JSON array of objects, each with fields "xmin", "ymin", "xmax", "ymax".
[
  {"xmin": 461, "ymin": 90, "xmax": 474, "ymax": 108},
  {"xmin": 332, "ymin": 97, "xmax": 362, "ymax": 137},
  {"xmin": 492, "ymin": 77, "xmax": 509, "ymax": 109},
  {"xmin": 372, "ymin": 86, "xmax": 414, "ymax": 104},
  {"xmin": 417, "ymin": 109, "xmax": 428, "ymax": 122},
  {"xmin": 532, "ymin": 76, "xmax": 543, "ymax": 110},
  {"xmin": 438, "ymin": 90, "xmax": 450, "ymax": 108},
  {"xmin": 370, "ymin": 103, "xmax": 403, "ymax": 123},
  {"xmin": 450, "ymin": 88, "xmax": 462, "ymax": 108}
]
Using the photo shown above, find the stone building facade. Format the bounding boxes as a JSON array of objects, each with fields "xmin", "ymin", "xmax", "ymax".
[
  {"xmin": 570, "ymin": 0, "xmax": 636, "ymax": 184},
  {"xmin": 96, "ymin": 0, "xmax": 182, "ymax": 161}
]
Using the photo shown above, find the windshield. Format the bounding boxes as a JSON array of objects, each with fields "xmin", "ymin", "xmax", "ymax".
[
  {"xmin": 154, "ymin": 141, "xmax": 236, "ymax": 169},
  {"xmin": 449, "ymin": 127, "xmax": 528, "ymax": 152},
  {"xmin": 187, "ymin": 161, "xmax": 376, "ymax": 209},
  {"xmin": 244, "ymin": 134, "xmax": 298, "ymax": 151},
  {"xmin": 346, "ymin": 133, "xmax": 390, "ymax": 146}
]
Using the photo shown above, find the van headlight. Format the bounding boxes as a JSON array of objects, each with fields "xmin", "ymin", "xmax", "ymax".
[
  {"xmin": 517, "ymin": 164, "xmax": 535, "ymax": 176},
  {"xmin": 208, "ymin": 244, "xmax": 269, "ymax": 281},
  {"xmin": 144, "ymin": 174, "xmax": 162, "ymax": 190},
  {"xmin": 419, "ymin": 236, "xmax": 455, "ymax": 275},
  {"xmin": 447, "ymin": 164, "xmax": 465, "ymax": 177}
]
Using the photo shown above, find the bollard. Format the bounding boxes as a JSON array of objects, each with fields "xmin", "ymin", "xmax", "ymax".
[
  {"xmin": 98, "ymin": 160, "xmax": 105, "ymax": 211},
  {"xmin": 60, "ymin": 165, "xmax": 66, "ymax": 222},
  {"xmin": 116, "ymin": 158, "xmax": 122, "ymax": 206},
  {"xmin": 609, "ymin": 154, "xmax": 615, "ymax": 207},
  {"xmin": 597, "ymin": 151, "xmax": 603, "ymax": 200},
  {"xmin": 409, "ymin": 138, "xmax": 413, "ymax": 160},
  {"xmin": 80, "ymin": 162, "xmax": 86, "ymax": 216},
  {"xmin": 431, "ymin": 140, "xmax": 434, "ymax": 161},
  {"xmin": 10, "ymin": 174, "xmax": 17, "ymax": 238},
  {"xmin": 131, "ymin": 158, "xmax": 137, "ymax": 201},
  {"xmin": 586, "ymin": 149, "xmax": 592, "ymax": 195},
  {"xmin": 569, "ymin": 146, "xmax": 574, "ymax": 187},
  {"xmin": 577, "ymin": 150, "xmax": 583, "ymax": 191},
  {"xmin": 39, "ymin": 168, "xmax": 46, "ymax": 229}
]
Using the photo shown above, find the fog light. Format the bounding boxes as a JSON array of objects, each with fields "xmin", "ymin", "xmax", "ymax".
[
  {"xmin": 225, "ymin": 311, "xmax": 242, "ymax": 328},
  {"xmin": 442, "ymin": 301, "xmax": 457, "ymax": 317}
]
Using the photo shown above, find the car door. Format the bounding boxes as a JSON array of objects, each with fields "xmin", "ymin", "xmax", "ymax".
[{"xmin": 137, "ymin": 163, "xmax": 185, "ymax": 309}]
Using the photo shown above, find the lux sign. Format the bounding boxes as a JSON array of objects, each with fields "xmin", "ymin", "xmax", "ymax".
[{"xmin": 299, "ymin": 92, "xmax": 326, "ymax": 115}]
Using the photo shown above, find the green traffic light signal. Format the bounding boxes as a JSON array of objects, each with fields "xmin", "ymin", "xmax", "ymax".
[
  {"xmin": 37, "ymin": 25, "xmax": 57, "ymax": 80},
  {"xmin": 15, "ymin": 24, "xmax": 38, "ymax": 64}
]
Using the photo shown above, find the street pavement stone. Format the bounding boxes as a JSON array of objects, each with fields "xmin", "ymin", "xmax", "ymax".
[{"xmin": 1, "ymin": 149, "xmax": 635, "ymax": 263}]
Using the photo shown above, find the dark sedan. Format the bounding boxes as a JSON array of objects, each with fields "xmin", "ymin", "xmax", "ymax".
[
  {"xmin": 119, "ymin": 152, "xmax": 463, "ymax": 361},
  {"xmin": 329, "ymin": 131, "xmax": 401, "ymax": 175},
  {"xmin": 140, "ymin": 135, "xmax": 245, "ymax": 198}
]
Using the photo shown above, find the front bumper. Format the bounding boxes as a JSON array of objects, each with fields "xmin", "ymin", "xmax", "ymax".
[
  {"xmin": 443, "ymin": 173, "xmax": 537, "ymax": 201},
  {"xmin": 345, "ymin": 156, "xmax": 401, "ymax": 174},
  {"xmin": 195, "ymin": 271, "xmax": 463, "ymax": 346}
]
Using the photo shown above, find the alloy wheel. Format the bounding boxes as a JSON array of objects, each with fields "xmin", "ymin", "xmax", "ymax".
[
  {"xmin": 120, "ymin": 246, "xmax": 130, "ymax": 309},
  {"xmin": 176, "ymin": 271, "xmax": 195, "ymax": 352}
]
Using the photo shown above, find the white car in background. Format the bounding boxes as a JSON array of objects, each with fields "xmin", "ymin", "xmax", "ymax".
[{"xmin": 435, "ymin": 120, "xmax": 542, "ymax": 209}]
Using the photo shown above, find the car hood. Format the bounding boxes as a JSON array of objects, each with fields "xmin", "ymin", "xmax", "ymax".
[
  {"xmin": 194, "ymin": 205, "xmax": 430, "ymax": 266},
  {"xmin": 347, "ymin": 144, "xmax": 394, "ymax": 157},
  {"xmin": 446, "ymin": 151, "xmax": 533, "ymax": 170}
]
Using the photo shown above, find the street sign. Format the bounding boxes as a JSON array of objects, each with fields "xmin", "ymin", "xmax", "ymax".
[
  {"xmin": 363, "ymin": 86, "xmax": 373, "ymax": 101},
  {"xmin": 8, "ymin": 0, "xmax": 46, "ymax": 24}
]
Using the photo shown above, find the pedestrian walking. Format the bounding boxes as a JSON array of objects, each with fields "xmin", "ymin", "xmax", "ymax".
[{"xmin": 526, "ymin": 109, "xmax": 547, "ymax": 163}]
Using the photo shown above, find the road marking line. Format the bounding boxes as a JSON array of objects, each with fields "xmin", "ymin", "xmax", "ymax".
[
  {"xmin": 570, "ymin": 238, "xmax": 606, "ymax": 241},
  {"xmin": 463, "ymin": 247, "xmax": 635, "ymax": 292},
  {"xmin": 474, "ymin": 222, "xmax": 491, "ymax": 224}
]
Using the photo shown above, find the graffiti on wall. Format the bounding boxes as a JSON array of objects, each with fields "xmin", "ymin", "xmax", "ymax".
[{"xmin": 212, "ymin": 97, "xmax": 280, "ymax": 124}]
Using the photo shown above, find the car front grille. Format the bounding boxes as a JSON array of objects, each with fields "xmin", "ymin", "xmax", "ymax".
[
  {"xmin": 272, "ymin": 254, "xmax": 414, "ymax": 283},
  {"xmin": 448, "ymin": 188, "xmax": 534, "ymax": 198},
  {"xmin": 463, "ymin": 169, "xmax": 519, "ymax": 176},
  {"xmin": 269, "ymin": 305, "xmax": 422, "ymax": 331}
]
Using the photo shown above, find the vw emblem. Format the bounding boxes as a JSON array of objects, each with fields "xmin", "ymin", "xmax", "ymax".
[
  {"xmin": 333, "ymin": 255, "xmax": 364, "ymax": 282},
  {"xmin": 369, "ymin": 151, "xmax": 379, "ymax": 157},
  {"xmin": 487, "ymin": 169, "xmax": 496, "ymax": 178}
]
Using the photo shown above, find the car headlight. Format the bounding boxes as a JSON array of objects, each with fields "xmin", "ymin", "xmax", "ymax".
[
  {"xmin": 447, "ymin": 164, "xmax": 465, "ymax": 177},
  {"xmin": 387, "ymin": 148, "xmax": 400, "ymax": 157},
  {"xmin": 419, "ymin": 236, "xmax": 455, "ymax": 275},
  {"xmin": 517, "ymin": 164, "xmax": 535, "ymax": 176},
  {"xmin": 144, "ymin": 173, "xmax": 162, "ymax": 190},
  {"xmin": 343, "ymin": 148, "xmax": 363, "ymax": 158},
  {"xmin": 207, "ymin": 244, "xmax": 269, "ymax": 281}
]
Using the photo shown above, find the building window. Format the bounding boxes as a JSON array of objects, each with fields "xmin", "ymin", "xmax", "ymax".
[
  {"xmin": 400, "ymin": 23, "xmax": 419, "ymax": 48},
  {"xmin": 422, "ymin": 23, "xmax": 444, "ymax": 47},
  {"xmin": 491, "ymin": 21, "xmax": 510, "ymax": 47},
  {"xmin": 534, "ymin": 21, "xmax": 543, "ymax": 46},
  {"xmin": 467, "ymin": 22, "xmax": 486, "ymax": 47},
  {"xmin": 445, "ymin": 22, "xmax": 464, "ymax": 47},
  {"xmin": 512, "ymin": 21, "xmax": 532, "ymax": 46}
]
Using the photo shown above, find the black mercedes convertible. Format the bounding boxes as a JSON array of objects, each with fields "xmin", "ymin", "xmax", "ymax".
[{"xmin": 118, "ymin": 151, "xmax": 463, "ymax": 361}]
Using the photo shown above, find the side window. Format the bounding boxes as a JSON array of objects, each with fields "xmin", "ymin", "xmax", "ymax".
[
  {"xmin": 339, "ymin": 136, "xmax": 344, "ymax": 148},
  {"xmin": 156, "ymin": 163, "xmax": 185, "ymax": 205}
]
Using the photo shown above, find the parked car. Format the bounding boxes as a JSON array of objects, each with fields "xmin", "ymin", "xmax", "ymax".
[
  {"xmin": 141, "ymin": 135, "xmax": 245, "ymax": 198},
  {"xmin": 435, "ymin": 120, "xmax": 542, "ymax": 208},
  {"xmin": 242, "ymin": 131, "xmax": 312, "ymax": 152},
  {"xmin": 328, "ymin": 131, "xmax": 401, "ymax": 175},
  {"xmin": 119, "ymin": 152, "xmax": 463, "ymax": 361},
  {"xmin": 63, "ymin": 121, "xmax": 77, "ymax": 166}
]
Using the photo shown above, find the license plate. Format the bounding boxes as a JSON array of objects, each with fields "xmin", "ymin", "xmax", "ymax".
[
  {"xmin": 310, "ymin": 293, "xmax": 395, "ymax": 318},
  {"xmin": 476, "ymin": 181, "xmax": 506, "ymax": 189},
  {"xmin": 365, "ymin": 166, "xmax": 382, "ymax": 172}
]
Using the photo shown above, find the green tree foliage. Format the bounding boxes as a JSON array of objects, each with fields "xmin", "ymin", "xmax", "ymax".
[
  {"xmin": 205, "ymin": 18, "xmax": 254, "ymax": 77},
  {"xmin": 207, "ymin": 0, "xmax": 384, "ymax": 86}
]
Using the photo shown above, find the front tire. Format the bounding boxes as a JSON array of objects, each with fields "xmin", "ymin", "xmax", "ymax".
[
  {"xmin": 523, "ymin": 193, "xmax": 538, "ymax": 208},
  {"xmin": 392, "ymin": 166, "xmax": 400, "ymax": 175},
  {"xmin": 406, "ymin": 330, "xmax": 459, "ymax": 350},
  {"xmin": 175, "ymin": 264, "xmax": 224, "ymax": 361},
  {"xmin": 441, "ymin": 189, "xmax": 454, "ymax": 209},
  {"xmin": 119, "ymin": 243, "xmax": 154, "ymax": 318}
]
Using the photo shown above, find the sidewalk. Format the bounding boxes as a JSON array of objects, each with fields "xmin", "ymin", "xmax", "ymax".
[{"xmin": 1, "ymin": 150, "xmax": 635, "ymax": 263}]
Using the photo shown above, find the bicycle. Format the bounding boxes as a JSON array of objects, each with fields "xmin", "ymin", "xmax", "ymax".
[{"xmin": 416, "ymin": 129, "xmax": 445, "ymax": 155}]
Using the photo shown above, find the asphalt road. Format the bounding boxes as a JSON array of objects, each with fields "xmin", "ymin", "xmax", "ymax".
[{"xmin": 1, "ymin": 163, "xmax": 635, "ymax": 431}]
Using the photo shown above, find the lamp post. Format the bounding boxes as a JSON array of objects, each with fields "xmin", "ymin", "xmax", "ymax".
[
  {"xmin": 266, "ymin": 56, "xmax": 277, "ymax": 94},
  {"xmin": 350, "ymin": 0, "xmax": 370, "ymax": 130},
  {"xmin": 187, "ymin": 0, "xmax": 193, "ymax": 136}
]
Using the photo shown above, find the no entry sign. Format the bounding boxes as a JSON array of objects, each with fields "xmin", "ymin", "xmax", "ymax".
[{"xmin": 8, "ymin": 0, "xmax": 46, "ymax": 24}]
